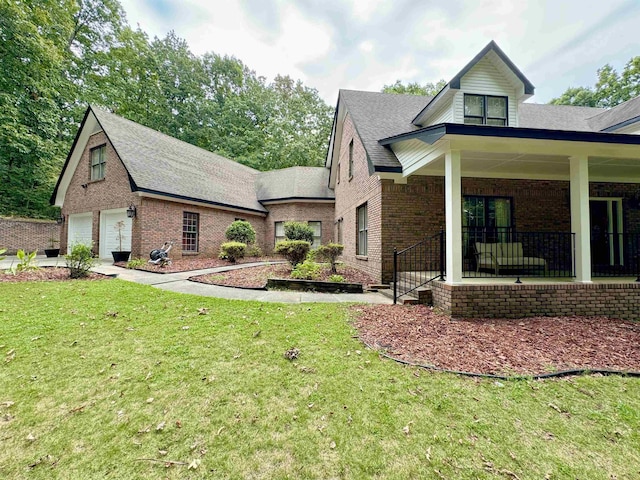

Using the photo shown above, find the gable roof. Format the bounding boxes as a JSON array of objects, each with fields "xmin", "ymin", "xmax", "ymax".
[
  {"xmin": 52, "ymin": 107, "xmax": 333, "ymax": 213},
  {"xmin": 339, "ymin": 90, "xmax": 430, "ymax": 171},
  {"xmin": 518, "ymin": 103, "xmax": 605, "ymax": 131},
  {"xmin": 256, "ymin": 167, "xmax": 334, "ymax": 202},
  {"xmin": 588, "ymin": 96, "xmax": 640, "ymax": 132},
  {"xmin": 412, "ymin": 41, "xmax": 534, "ymax": 126}
]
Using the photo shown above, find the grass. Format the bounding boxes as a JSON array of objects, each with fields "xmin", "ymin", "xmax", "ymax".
[{"xmin": 0, "ymin": 280, "xmax": 639, "ymax": 479}]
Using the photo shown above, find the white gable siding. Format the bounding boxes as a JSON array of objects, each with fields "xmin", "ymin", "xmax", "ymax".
[
  {"xmin": 429, "ymin": 103, "xmax": 454, "ymax": 124},
  {"xmin": 453, "ymin": 57, "xmax": 519, "ymax": 126},
  {"xmin": 390, "ymin": 138, "xmax": 443, "ymax": 174},
  {"xmin": 612, "ymin": 122, "xmax": 640, "ymax": 135}
]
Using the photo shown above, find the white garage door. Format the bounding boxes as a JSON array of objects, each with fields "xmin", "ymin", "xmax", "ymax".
[
  {"xmin": 67, "ymin": 213, "xmax": 93, "ymax": 253},
  {"xmin": 100, "ymin": 209, "xmax": 132, "ymax": 258}
]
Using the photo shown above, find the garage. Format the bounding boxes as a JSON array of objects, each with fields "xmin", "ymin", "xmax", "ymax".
[
  {"xmin": 67, "ymin": 213, "xmax": 93, "ymax": 253},
  {"xmin": 99, "ymin": 209, "xmax": 132, "ymax": 258}
]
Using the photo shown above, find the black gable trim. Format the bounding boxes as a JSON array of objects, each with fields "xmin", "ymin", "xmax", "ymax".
[{"xmin": 450, "ymin": 41, "xmax": 535, "ymax": 95}]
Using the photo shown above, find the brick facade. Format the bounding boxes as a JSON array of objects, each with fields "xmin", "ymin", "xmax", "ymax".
[
  {"xmin": 333, "ymin": 114, "xmax": 383, "ymax": 282},
  {"xmin": 61, "ymin": 131, "xmax": 139, "ymax": 256},
  {"xmin": 264, "ymin": 202, "xmax": 335, "ymax": 252},
  {"xmin": 0, "ymin": 217, "xmax": 60, "ymax": 255},
  {"xmin": 431, "ymin": 280, "xmax": 640, "ymax": 321}
]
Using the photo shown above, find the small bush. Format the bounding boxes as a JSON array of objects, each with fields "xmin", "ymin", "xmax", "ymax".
[
  {"xmin": 274, "ymin": 240, "xmax": 310, "ymax": 267},
  {"xmin": 126, "ymin": 258, "xmax": 147, "ymax": 269},
  {"xmin": 246, "ymin": 244, "xmax": 263, "ymax": 257},
  {"xmin": 219, "ymin": 242, "xmax": 246, "ymax": 263},
  {"xmin": 284, "ymin": 221, "xmax": 314, "ymax": 244},
  {"xmin": 328, "ymin": 274, "xmax": 345, "ymax": 283},
  {"xmin": 16, "ymin": 249, "xmax": 39, "ymax": 272},
  {"xmin": 291, "ymin": 260, "xmax": 322, "ymax": 280},
  {"xmin": 225, "ymin": 221, "xmax": 256, "ymax": 245},
  {"xmin": 65, "ymin": 243, "xmax": 97, "ymax": 279},
  {"xmin": 0, "ymin": 248, "xmax": 6, "ymax": 262},
  {"xmin": 316, "ymin": 243, "xmax": 344, "ymax": 273}
]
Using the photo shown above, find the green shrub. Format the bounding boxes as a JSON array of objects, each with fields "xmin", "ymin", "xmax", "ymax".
[
  {"xmin": 291, "ymin": 260, "xmax": 322, "ymax": 280},
  {"xmin": 328, "ymin": 274, "xmax": 345, "ymax": 283},
  {"xmin": 283, "ymin": 221, "xmax": 314, "ymax": 243},
  {"xmin": 65, "ymin": 243, "xmax": 97, "ymax": 279},
  {"xmin": 0, "ymin": 248, "xmax": 6, "ymax": 262},
  {"xmin": 16, "ymin": 249, "xmax": 39, "ymax": 272},
  {"xmin": 225, "ymin": 220, "xmax": 256, "ymax": 245},
  {"xmin": 246, "ymin": 244, "xmax": 263, "ymax": 257},
  {"xmin": 219, "ymin": 242, "xmax": 246, "ymax": 263},
  {"xmin": 316, "ymin": 243, "xmax": 344, "ymax": 273},
  {"xmin": 126, "ymin": 258, "xmax": 147, "ymax": 269},
  {"xmin": 274, "ymin": 240, "xmax": 310, "ymax": 267}
]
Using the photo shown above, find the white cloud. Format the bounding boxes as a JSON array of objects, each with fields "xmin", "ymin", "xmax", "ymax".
[{"xmin": 118, "ymin": 0, "xmax": 640, "ymax": 104}]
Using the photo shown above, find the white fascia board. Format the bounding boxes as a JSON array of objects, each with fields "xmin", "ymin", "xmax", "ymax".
[{"xmin": 54, "ymin": 112, "xmax": 101, "ymax": 207}]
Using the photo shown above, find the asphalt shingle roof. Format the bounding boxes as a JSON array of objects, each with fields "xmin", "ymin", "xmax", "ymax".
[
  {"xmin": 339, "ymin": 90, "xmax": 431, "ymax": 170},
  {"xmin": 91, "ymin": 107, "xmax": 333, "ymax": 213},
  {"xmin": 518, "ymin": 103, "xmax": 605, "ymax": 131},
  {"xmin": 256, "ymin": 167, "xmax": 334, "ymax": 201},
  {"xmin": 587, "ymin": 96, "xmax": 640, "ymax": 131}
]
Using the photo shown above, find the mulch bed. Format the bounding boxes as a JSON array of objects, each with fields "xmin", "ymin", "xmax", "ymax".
[
  {"xmin": 191, "ymin": 264, "xmax": 377, "ymax": 289},
  {"xmin": 114, "ymin": 256, "xmax": 278, "ymax": 273},
  {"xmin": 353, "ymin": 305, "xmax": 640, "ymax": 376},
  {"xmin": 0, "ymin": 267, "xmax": 109, "ymax": 283}
]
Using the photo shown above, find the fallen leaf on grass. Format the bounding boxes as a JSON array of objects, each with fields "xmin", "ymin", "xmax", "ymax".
[
  {"xmin": 188, "ymin": 459, "xmax": 201, "ymax": 470},
  {"xmin": 197, "ymin": 308, "xmax": 209, "ymax": 315},
  {"xmin": 181, "ymin": 326, "xmax": 190, "ymax": 330},
  {"xmin": 146, "ymin": 398, "xmax": 154, "ymax": 404},
  {"xmin": 156, "ymin": 421, "xmax": 166, "ymax": 431},
  {"xmin": 0, "ymin": 401, "xmax": 15, "ymax": 407},
  {"xmin": 26, "ymin": 433, "xmax": 36, "ymax": 442}
]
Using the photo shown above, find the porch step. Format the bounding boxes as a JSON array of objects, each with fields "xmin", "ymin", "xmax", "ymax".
[
  {"xmin": 365, "ymin": 284, "xmax": 390, "ymax": 292},
  {"xmin": 387, "ymin": 283, "xmax": 433, "ymax": 305}
]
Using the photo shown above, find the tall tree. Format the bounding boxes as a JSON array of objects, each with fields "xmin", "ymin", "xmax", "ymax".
[
  {"xmin": 381, "ymin": 79, "xmax": 447, "ymax": 96},
  {"xmin": 550, "ymin": 57, "xmax": 640, "ymax": 108}
]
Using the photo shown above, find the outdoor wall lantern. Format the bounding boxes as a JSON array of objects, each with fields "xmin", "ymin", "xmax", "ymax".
[
  {"xmin": 56, "ymin": 214, "xmax": 65, "ymax": 225},
  {"xmin": 126, "ymin": 204, "xmax": 137, "ymax": 218}
]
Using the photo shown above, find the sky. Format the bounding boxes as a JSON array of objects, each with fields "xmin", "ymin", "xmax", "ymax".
[{"xmin": 118, "ymin": 0, "xmax": 640, "ymax": 105}]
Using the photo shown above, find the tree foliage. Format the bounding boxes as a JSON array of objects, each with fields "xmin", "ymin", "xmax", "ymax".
[
  {"xmin": 550, "ymin": 57, "xmax": 640, "ymax": 108},
  {"xmin": 0, "ymin": 0, "xmax": 334, "ymax": 218},
  {"xmin": 381, "ymin": 79, "xmax": 447, "ymax": 96}
]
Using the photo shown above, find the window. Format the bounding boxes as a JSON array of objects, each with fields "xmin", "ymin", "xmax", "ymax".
[
  {"xmin": 464, "ymin": 94, "xmax": 507, "ymax": 126},
  {"xmin": 337, "ymin": 162, "xmax": 341, "ymax": 184},
  {"xmin": 348, "ymin": 139, "xmax": 354, "ymax": 178},
  {"xmin": 182, "ymin": 212, "xmax": 199, "ymax": 252},
  {"xmin": 357, "ymin": 203, "xmax": 368, "ymax": 256},
  {"xmin": 275, "ymin": 221, "xmax": 286, "ymax": 245},
  {"xmin": 308, "ymin": 221, "xmax": 322, "ymax": 247},
  {"xmin": 463, "ymin": 196, "xmax": 512, "ymax": 250},
  {"xmin": 90, "ymin": 145, "xmax": 106, "ymax": 180},
  {"xmin": 274, "ymin": 221, "xmax": 322, "ymax": 247},
  {"xmin": 336, "ymin": 218, "xmax": 343, "ymax": 244}
]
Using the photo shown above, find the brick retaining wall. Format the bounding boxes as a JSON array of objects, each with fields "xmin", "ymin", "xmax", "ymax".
[
  {"xmin": 431, "ymin": 281, "xmax": 640, "ymax": 321},
  {"xmin": 0, "ymin": 217, "xmax": 60, "ymax": 255}
]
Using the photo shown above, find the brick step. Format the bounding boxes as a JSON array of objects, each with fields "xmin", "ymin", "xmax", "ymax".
[{"xmin": 387, "ymin": 283, "xmax": 433, "ymax": 305}]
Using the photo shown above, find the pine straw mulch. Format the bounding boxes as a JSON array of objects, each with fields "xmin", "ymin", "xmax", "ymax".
[
  {"xmin": 352, "ymin": 304, "xmax": 640, "ymax": 376},
  {"xmin": 0, "ymin": 267, "xmax": 109, "ymax": 283},
  {"xmin": 191, "ymin": 263, "xmax": 377, "ymax": 289},
  {"xmin": 114, "ymin": 256, "xmax": 279, "ymax": 274}
]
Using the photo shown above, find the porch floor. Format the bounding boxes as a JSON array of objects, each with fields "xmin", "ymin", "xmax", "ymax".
[{"xmin": 397, "ymin": 271, "xmax": 639, "ymax": 285}]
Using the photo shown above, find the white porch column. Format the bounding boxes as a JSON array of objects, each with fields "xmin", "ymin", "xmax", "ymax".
[
  {"xmin": 570, "ymin": 155, "xmax": 591, "ymax": 283},
  {"xmin": 445, "ymin": 149, "xmax": 463, "ymax": 284}
]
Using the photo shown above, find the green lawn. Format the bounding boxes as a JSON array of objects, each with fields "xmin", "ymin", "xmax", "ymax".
[{"xmin": 1, "ymin": 279, "xmax": 639, "ymax": 479}]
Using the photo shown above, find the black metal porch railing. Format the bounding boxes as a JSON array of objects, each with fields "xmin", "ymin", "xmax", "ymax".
[
  {"xmin": 463, "ymin": 227, "xmax": 576, "ymax": 279},
  {"xmin": 592, "ymin": 232, "xmax": 640, "ymax": 279},
  {"xmin": 393, "ymin": 229, "xmax": 444, "ymax": 304}
]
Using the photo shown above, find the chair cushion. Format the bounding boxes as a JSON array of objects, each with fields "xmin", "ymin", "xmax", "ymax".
[
  {"xmin": 500, "ymin": 242, "xmax": 523, "ymax": 259},
  {"xmin": 475, "ymin": 242, "xmax": 500, "ymax": 259}
]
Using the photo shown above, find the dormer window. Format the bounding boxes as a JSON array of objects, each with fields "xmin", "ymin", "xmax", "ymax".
[{"xmin": 464, "ymin": 94, "xmax": 507, "ymax": 126}]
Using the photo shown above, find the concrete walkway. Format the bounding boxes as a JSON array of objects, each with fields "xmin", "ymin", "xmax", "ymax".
[{"xmin": 0, "ymin": 255, "xmax": 392, "ymax": 304}]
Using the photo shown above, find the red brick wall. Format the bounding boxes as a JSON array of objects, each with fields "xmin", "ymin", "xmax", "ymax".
[
  {"xmin": 137, "ymin": 197, "xmax": 266, "ymax": 258},
  {"xmin": 61, "ymin": 131, "xmax": 139, "ymax": 255},
  {"xmin": 0, "ymin": 217, "xmax": 60, "ymax": 254},
  {"xmin": 264, "ymin": 202, "xmax": 335, "ymax": 252},
  {"xmin": 333, "ymin": 114, "xmax": 383, "ymax": 282},
  {"xmin": 431, "ymin": 280, "xmax": 640, "ymax": 321}
]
